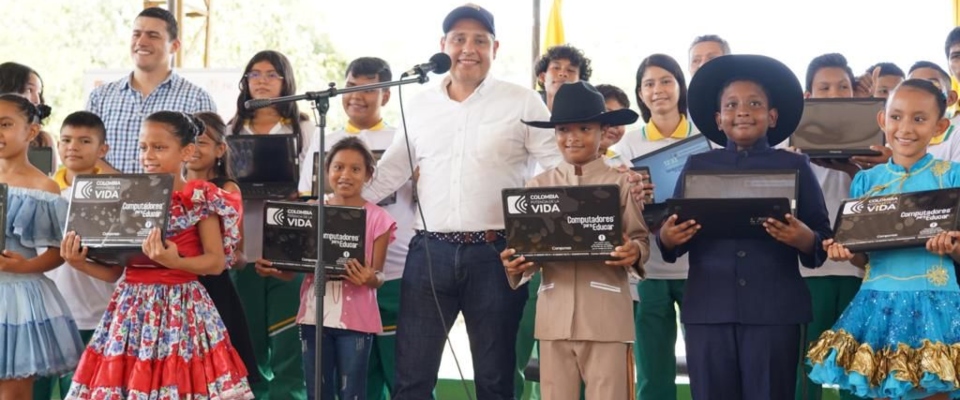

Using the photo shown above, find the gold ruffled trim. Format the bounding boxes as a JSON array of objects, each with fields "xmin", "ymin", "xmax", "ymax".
[{"xmin": 807, "ymin": 329, "xmax": 960, "ymax": 388}]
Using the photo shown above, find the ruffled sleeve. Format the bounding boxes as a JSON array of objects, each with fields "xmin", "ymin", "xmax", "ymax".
[
  {"xmin": 176, "ymin": 180, "xmax": 243, "ymax": 268},
  {"xmin": 6, "ymin": 188, "xmax": 67, "ymax": 249}
]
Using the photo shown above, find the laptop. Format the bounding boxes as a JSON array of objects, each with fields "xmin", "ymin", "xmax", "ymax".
[
  {"xmin": 683, "ymin": 170, "xmax": 799, "ymax": 213},
  {"xmin": 666, "ymin": 197, "xmax": 791, "ymax": 239},
  {"xmin": 502, "ymin": 185, "xmax": 622, "ymax": 261},
  {"xmin": 630, "ymin": 134, "xmax": 712, "ymax": 227},
  {"xmin": 227, "ymin": 134, "xmax": 300, "ymax": 199},
  {"xmin": 311, "ymin": 150, "xmax": 396, "ymax": 205},
  {"xmin": 28, "ymin": 147, "xmax": 54, "ymax": 176},
  {"xmin": 834, "ymin": 188, "xmax": 960, "ymax": 252},
  {"xmin": 789, "ymin": 98, "xmax": 885, "ymax": 158},
  {"xmin": 65, "ymin": 174, "xmax": 173, "ymax": 267},
  {"xmin": 261, "ymin": 201, "xmax": 366, "ymax": 278}
]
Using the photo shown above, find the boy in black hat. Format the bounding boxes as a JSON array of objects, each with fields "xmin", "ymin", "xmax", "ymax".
[
  {"xmin": 657, "ymin": 55, "xmax": 832, "ymax": 399},
  {"xmin": 500, "ymin": 81, "xmax": 648, "ymax": 400}
]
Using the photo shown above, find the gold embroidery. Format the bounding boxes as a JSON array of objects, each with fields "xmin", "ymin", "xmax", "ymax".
[
  {"xmin": 933, "ymin": 160, "xmax": 952, "ymax": 177},
  {"xmin": 927, "ymin": 266, "xmax": 950, "ymax": 286},
  {"xmin": 862, "ymin": 263, "xmax": 871, "ymax": 281},
  {"xmin": 807, "ymin": 329, "xmax": 960, "ymax": 388}
]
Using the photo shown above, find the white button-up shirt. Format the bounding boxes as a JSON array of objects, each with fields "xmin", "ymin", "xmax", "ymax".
[{"xmin": 364, "ymin": 76, "xmax": 561, "ymax": 232}]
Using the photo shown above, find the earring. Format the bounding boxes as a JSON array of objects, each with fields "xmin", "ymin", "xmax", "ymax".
[{"xmin": 216, "ymin": 157, "xmax": 223, "ymax": 168}]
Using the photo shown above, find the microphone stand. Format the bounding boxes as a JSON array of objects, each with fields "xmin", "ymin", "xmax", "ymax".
[{"xmin": 256, "ymin": 72, "xmax": 430, "ymax": 400}]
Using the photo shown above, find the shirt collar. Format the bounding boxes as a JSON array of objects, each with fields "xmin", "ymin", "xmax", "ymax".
[
  {"xmin": 557, "ymin": 157, "xmax": 609, "ymax": 177},
  {"xmin": 54, "ymin": 166, "xmax": 102, "ymax": 190},
  {"xmin": 886, "ymin": 153, "xmax": 934, "ymax": 173},
  {"xmin": 723, "ymin": 137, "xmax": 773, "ymax": 153},
  {"xmin": 121, "ymin": 70, "xmax": 178, "ymax": 92},
  {"xmin": 930, "ymin": 124, "xmax": 954, "ymax": 146},
  {"xmin": 644, "ymin": 115, "xmax": 691, "ymax": 141},
  {"xmin": 440, "ymin": 75, "xmax": 495, "ymax": 100},
  {"xmin": 345, "ymin": 120, "xmax": 385, "ymax": 134}
]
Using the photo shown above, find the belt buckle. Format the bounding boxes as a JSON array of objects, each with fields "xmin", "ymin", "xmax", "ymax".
[{"xmin": 484, "ymin": 230, "xmax": 498, "ymax": 243}]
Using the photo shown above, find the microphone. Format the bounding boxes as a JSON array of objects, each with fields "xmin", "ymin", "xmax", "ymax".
[
  {"xmin": 400, "ymin": 53, "xmax": 452, "ymax": 78},
  {"xmin": 244, "ymin": 98, "xmax": 275, "ymax": 110}
]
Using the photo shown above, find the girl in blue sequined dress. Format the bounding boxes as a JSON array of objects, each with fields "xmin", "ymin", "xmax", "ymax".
[
  {"xmin": 807, "ymin": 79, "xmax": 960, "ymax": 399},
  {"xmin": 0, "ymin": 94, "xmax": 84, "ymax": 398}
]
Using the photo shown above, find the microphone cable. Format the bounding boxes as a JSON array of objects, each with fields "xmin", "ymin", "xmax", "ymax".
[{"xmin": 397, "ymin": 83, "xmax": 475, "ymax": 400}]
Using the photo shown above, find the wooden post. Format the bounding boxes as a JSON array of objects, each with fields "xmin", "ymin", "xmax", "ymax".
[{"xmin": 203, "ymin": 0, "xmax": 211, "ymax": 67}]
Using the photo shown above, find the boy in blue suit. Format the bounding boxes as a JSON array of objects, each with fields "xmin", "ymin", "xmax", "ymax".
[{"xmin": 657, "ymin": 54, "xmax": 832, "ymax": 400}]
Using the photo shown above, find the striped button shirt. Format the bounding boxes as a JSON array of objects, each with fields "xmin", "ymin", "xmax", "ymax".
[{"xmin": 86, "ymin": 72, "xmax": 216, "ymax": 173}]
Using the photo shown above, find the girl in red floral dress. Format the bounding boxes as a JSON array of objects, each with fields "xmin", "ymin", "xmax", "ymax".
[{"xmin": 62, "ymin": 111, "xmax": 253, "ymax": 399}]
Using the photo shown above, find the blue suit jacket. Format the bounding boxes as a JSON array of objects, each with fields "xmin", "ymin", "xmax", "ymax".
[{"xmin": 657, "ymin": 140, "xmax": 832, "ymax": 325}]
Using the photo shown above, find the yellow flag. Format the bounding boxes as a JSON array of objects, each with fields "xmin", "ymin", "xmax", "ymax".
[{"xmin": 543, "ymin": 0, "xmax": 564, "ymax": 52}]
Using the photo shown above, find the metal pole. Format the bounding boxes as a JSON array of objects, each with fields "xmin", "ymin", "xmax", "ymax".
[{"xmin": 203, "ymin": 0, "xmax": 211, "ymax": 68}]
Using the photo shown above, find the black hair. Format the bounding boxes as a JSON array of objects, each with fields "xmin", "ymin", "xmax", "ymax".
[
  {"xmin": 137, "ymin": 7, "xmax": 178, "ymax": 41},
  {"xmin": 534, "ymin": 45, "xmax": 593, "ymax": 90},
  {"xmin": 945, "ymin": 27, "xmax": 960, "ymax": 59},
  {"xmin": 718, "ymin": 78, "xmax": 774, "ymax": 109},
  {"xmin": 804, "ymin": 53, "xmax": 856, "ymax": 93},
  {"xmin": 346, "ymin": 57, "xmax": 392, "ymax": 82},
  {"xmin": 869, "ymin": 62, "xmax": 905, "ymax": 78},
  {"xmin": 0, "ymin": 62, "xmax": 51, "ymax": 121},
  {"xmin": 0, "ymin": 93, "xmax": 41, "ymax": 124},
  {"xmin": 908, "ymin": 61, "xmax": 952, "ymax": 88},
  {"xmin": 689, "ymin": 34, "xmax": 731, "ymax": 55},
  {"xmin": 324, "ymin": 136, "xmax": 376, "ymax": 177},
  {"xmin": 891, "ymin": 79, "xmax": 949, "ymax": 119},
  {"xmin": 231, "ymin": 50, "xmax": 309, "ymax": 151},
  {"xmin": 61, "ymin": 111, "xmax": 107, "ymax": 143},
  {"xmin": 635, "ymin": 54, "xmax": 688, "ymax": 122},
  {"xmin": 194, "ymin": 112, "xmax": 233, "ymax": 180},
  {"xmin": 145, "ymin": 111, "xmax": 203, "ymax": 147},
  {"xmin": 595, "ymin": 84, "xmax": 630, "ymax": 109}
]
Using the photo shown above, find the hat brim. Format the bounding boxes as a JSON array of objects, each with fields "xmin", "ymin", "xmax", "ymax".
[
  {"xmin": 523, "ymin": 108, "xmax": 640, "ymax": 129},
  {"xmin": 687, "ymin": 55, "xmax": 803, "ymax": 147}
]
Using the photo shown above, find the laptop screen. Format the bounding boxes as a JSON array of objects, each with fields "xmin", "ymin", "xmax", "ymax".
[
  {"xmin": 630, "ymin": 135, "xmax": 711, "ymax": 203},
  {"xmin": 28, "ymin": 147, "xmax": 53, "ymax": 176},
  {"xmin": 789, "ymin": 98, "xmax": 885, "ymax": 151},
  {"xmin": 227, "ymin": 134, "xmax": 299, "ymax": 184},
  {"xmin": 683, "ymin": 170, "xmax": 798, "ymax": 211}
]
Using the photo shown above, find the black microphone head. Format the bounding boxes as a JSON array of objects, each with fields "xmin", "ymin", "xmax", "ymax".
[
  {"xmin": 430, "ymin": 53, "xmax": 452, "ymax": 74},
  {"xmin": 244, "ymin": 98, "xmax": 272, "ymax": 110}
]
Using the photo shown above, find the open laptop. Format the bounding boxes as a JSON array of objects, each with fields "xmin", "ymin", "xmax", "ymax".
[
  {"xmin": 666, "ymin": 197, "xmax": 791, "ymax": 239},
  {"xmin": 28, "ymin": 147, "xmax": 54, "ymax": 176},
  {"xmin": 683, "ymin": 170, "xmax": 799, "ymax": 213},
  {"xmin": 65, "ymin": 174, "xmax": 173, "ymax": 267},
  {"xmin": 834, "ymin": 188, "xmax": 960, "ymax": 252},
  {"xmin": 665, "ymin": 170, "xmax": 798, "ymax": 239},
  {"xmin": 262, "ymin": 201, "xmax": 366, "ymax": 278},
  {"xmin": 502, "ymin": 185, "xmax": 622, "ymax": 261},
  {"xmin": 630, "ymin": 135, "xmax": 712, "ymax": 227},
  {"xmin": 789, "ymin": 98, "xmax": 885, "ymax": 158},
  {"xmin": 227, "ymin": 134, "xmax": 300, "ymax": 199},
  {"xmin": 311, "ymin": 150, "xmax": 396, "ymax": 206}
]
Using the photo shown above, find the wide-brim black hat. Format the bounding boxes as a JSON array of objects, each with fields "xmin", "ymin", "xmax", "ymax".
[
  {"xmin": 688, "ymin": 54, "xmax": 803, "ymax": 147},
  {"xmin": 522, "ymin": 81, "xmax": 639, "ymax": 129}
]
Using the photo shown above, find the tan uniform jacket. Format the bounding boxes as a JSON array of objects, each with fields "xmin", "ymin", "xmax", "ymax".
[{"xmin": 507, "ymin": 158, "xmax": 649, "ymax": 342}]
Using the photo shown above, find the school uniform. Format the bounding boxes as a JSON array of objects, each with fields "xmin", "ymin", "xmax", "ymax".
[{"xmin": 508, "ymin": 158, "xmax": 648, "ymax": 400}]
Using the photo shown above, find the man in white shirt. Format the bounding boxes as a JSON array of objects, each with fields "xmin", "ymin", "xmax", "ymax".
[{"xmin": 363, "ymin": 4, "xmax": 560, "ymax": 399}]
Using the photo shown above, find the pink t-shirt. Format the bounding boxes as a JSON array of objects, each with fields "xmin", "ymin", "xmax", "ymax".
[{"xmin": 297, "ymin": 202, "xmax": 396, "ymax": 334}]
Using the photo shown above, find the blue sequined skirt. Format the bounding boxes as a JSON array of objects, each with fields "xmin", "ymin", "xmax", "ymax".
[{"xmin": 807, "ymin": 289, "xmax": 960, "ymax": 399}]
